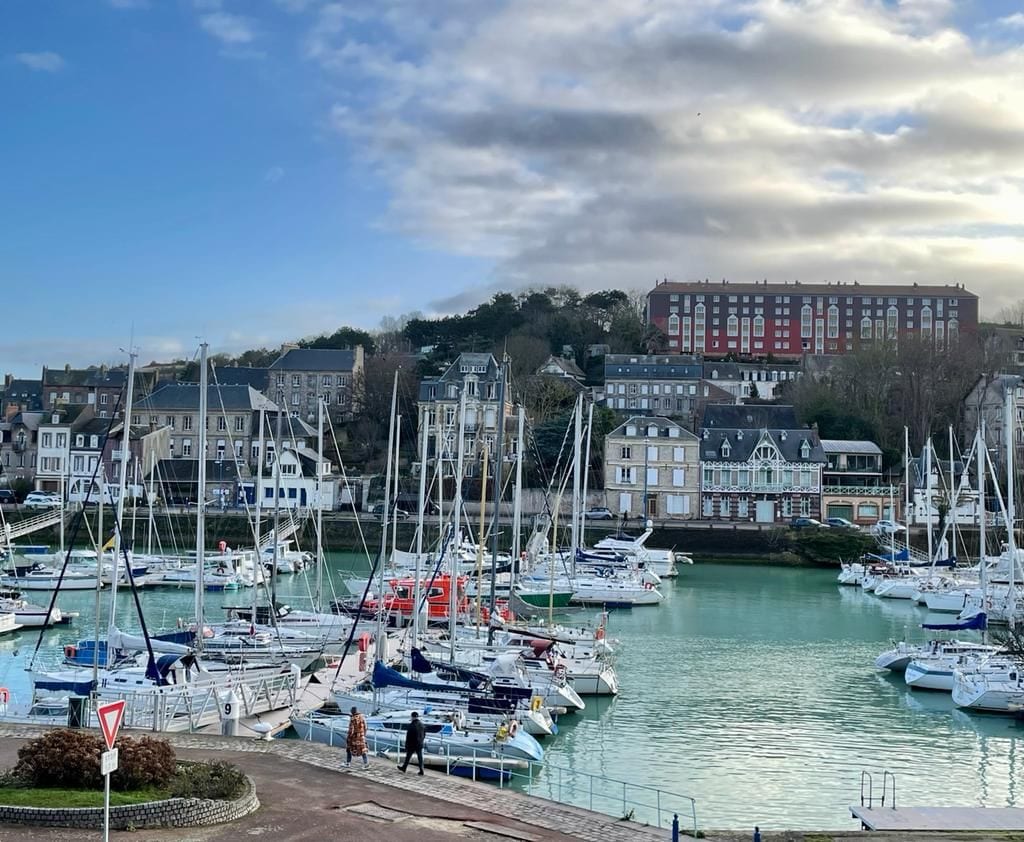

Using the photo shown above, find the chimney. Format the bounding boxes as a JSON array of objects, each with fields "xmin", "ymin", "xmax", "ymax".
[
  {"xmin": 280, "ymin": 342, "xmax": 300, "ymax": 354},
  {"xmin": 65, "ymin": 363, "xmax": 71, "ymax": 373},
  {"xmin": 353, "ymin": 344, "xmax": 365, "ymax": 373},
  {"xmin": 3, "ymin": 373, "xmax": 11, "ymax": 389}
]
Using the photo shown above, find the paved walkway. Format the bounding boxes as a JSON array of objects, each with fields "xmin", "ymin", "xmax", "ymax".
[{"xmin": 0, "ymin": 724, "xmax": 666, "ymax": 842}]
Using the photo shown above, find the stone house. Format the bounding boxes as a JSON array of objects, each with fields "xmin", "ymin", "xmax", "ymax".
[
  {"xmin": 267, "ymin": 346, "xmax": 365, "ymax": 423},
  {"xmin": 603, "ymin": 416, "xmax": 700, "ymax": 520}
]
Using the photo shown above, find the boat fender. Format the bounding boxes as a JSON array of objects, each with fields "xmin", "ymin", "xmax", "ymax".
[
  {"xmin": 644, "ymin": 582, "xmax": 653, "ymax": 590},
  {"xmin": 530, "ymin": 696, "xmax": 543, "ymax": 712},
  {"xmin": 218, "ymin": 540, "xmax": 227, "ymax": 553},
  {"xmin": 0, "ymin": 687, "xmax": 9, "ymax": 704},
  {"xmin": 64, "ymin": 645, "xmax": 77, "ymax": 660},
  {"xmin": 357, "ymin": 632, "xmax": 371, "ymax": 652},
  {"xmin": 595, "ymin": 627, "xmax": 605, "ymax": 641},
  {"xmin": 496, "ymin": 724, "xmax": 509, "ymax": 741},
  {"xmin": 509, "ymin": 720, "xmax": 518, "ymax": 737}
]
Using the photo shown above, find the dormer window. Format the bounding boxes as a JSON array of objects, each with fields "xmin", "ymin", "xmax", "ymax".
[
  {"xmin": 90, "ymin": 435, "xmax": 98, "ymax": 448},
  {"xmin": 800, "ymin": 441, "xmax": 811, "ymax": 459},
  {"xmin": 780, "ymin": 431, "xmax": 788, "ymax": 441},
  {"xmin": 626, "ymin": 425, "xmax": 637, "ymax": 437},
  {"xmin": 702, "ymin": 429, "xmax": 709, "ymax": 440},
  {"xmin": 647, "ymin": 425, "xmax": 658, "ymax": 438},
  {"xmin": 76, "ymin": 435, "xmax": 84, "ymax": 447},
  {"xmin": 721, "ymin": 440, "xmax": 731, "ymax": 457},
  {"xmin": 736, "ymin": 430, "xmax": 743, "ymax": 440}
]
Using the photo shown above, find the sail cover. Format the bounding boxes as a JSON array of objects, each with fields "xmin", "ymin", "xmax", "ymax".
[{"xmin": 921, "ymin": 612, "xmax": 987, "ymax": 631}]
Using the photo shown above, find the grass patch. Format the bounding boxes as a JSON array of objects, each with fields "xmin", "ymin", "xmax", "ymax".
[{"xmin": 0, "ymin": 785, "xmax": 171, "ymax": 808}]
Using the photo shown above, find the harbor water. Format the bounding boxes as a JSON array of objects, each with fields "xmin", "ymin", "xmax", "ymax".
[{"xmin": 2, "ymin": 555, "xmax": 1022, "ymax": 829}]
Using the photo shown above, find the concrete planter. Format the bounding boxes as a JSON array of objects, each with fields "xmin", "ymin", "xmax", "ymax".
[{"xmin": 0, "ymin": 772, "xmax": 259, "ymax": 830}]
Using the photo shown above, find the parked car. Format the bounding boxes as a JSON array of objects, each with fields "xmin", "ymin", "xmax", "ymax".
[
  {"xmin": 0, "ymin": 489, "xmax": 17, "ymax": 505},
  {"xmin": 824, "ymin": 517, "xmax": 857, "ymax": 529},
  {"xmin": 871, "ymin": 519, "xmax": 906, "ymax": 536},
  {"xmin": 790, "ymin": 517, "xmax": 827, "ymax": 530},
  {"xmin": 24, "ymin": 491, "xmax": 61, "ymax": 510},
  {"xmin": 369, "ymin": 502, "xmax": 409, "ymax": 520},
  {"xmin": 584, "ymin": 506, "xmax": 614, "ymax": 520}
]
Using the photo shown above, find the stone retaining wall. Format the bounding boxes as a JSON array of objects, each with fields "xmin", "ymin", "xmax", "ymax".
[{"xmin": 0, "ymin": 773, "xmax": 258, "ymax": 830}]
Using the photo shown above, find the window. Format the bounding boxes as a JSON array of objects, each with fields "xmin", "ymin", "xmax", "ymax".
[
  {"xmin": 667, "ymin": 494, "xmax": 689, "ymax": 515},
  {"xmin": 672, "ymin": 468, "xmax": 685, "ymax": 487},
  {"xmin": 90, "ymin": 435, "xmax": 98, "ymax": 448},
  {"xmin": 292, "ymin": 375, "xmax": 301, "ymax": 388},
  {"xmin": 615, "ymin": 466, "xmax": 636, "ymax": 485},
  {"xmin": 42, "ymin": 433, "xmax": 52, "ymax": 448},
  {"xmin": 800, "ymin": 498, "xmax": 810, "ymax": 516},
  {"xmin": 720, "ymin": 498, "xmax": 730, "ymax": 518},
  {"xmin": 727, "ymin": 315, "xmax": 739, "ymax": 337},
  {"xmin": 216, "ymin": 416, "xmax": 227, "ymax": 432},
  {"xmin": 884, "ymin": 306, "xmax": 898, "ymax": 339},
  {"xmin": 703, "ymin": 497, "xmax": 713, "ymax": 517},
  {"xmin": 291, "ymin": 392, "xmax": 300, "ymax": 406},
  {"xmin": 321, "ymin": 375, "xmax": 333, "ymax": 387},
  {"xmin": 235, "ymin": 440, "xmax": 243, "ymax": 458},
  {"xmin": 921, "ymin": 306, "xmax": 933, "ymax": 337},
  {"xmin": 721, "ymin": 441, "xmax": 731, "ymax": 457},
  {"xmin": 694, "ymin": 303, "xmax": 706, "ymax": 350},
  {"xmin": 948, "ymin": 318, "xmax": 959, "ymax": 342},
  {"xmin": 620, "ymin": 446, "xmax": 632, "ymax": 460},
  {"xmin": 800, "ymin": 305, "xmax": 813, "ymax": 338},
  {"xmin": 75, "ymin": 434, "xmax": 84, "ymax": 447},
  {"xmin": 182, "ymin": 439, "xmax": 192, "ymax": 457},
  {"xmin": 56, "ymin": 432, "xmax": 66, "ymax": 448},
  {"xmin": 100, "ymin": 393, "xmax": 109, "ymax": 405},
  {"xmin": 647, "ymin": 445, "xmax": 658, "ymax": 461},
  {"xmin": 673, "ymin": 446, "xmax": 685, "ymax": 461},
  {"xmin": 667, "ymin": 314, "xmax": 680, "ymax": 334},
  {"xmin": 681, "ymin": 316, "xmax": 692, "ymax": 351},
  {"xmin": 183, "ymin": 415, "xmax": 193, "ymax": 431},
  {"xmin": 860, "ymin": 317, "xmax": 872, "ymax": 339},
  {"xmin": 827, "ymin": 305, "xmax": 839, "ymax": 339},
  {"xmin": 647, "ymin": 467, "xmax": 658, "ymax": 486},
  {"xmin": 738, "ymin": 498, "xmax": 749, "ymax": 518},
  {"xmin": 800, "ymin": 441, "xmax": 810, "ymax": 459},
  {"xmin": 234, "ymin": 415, "xmax": 245, "ymax": 432},
  {"xmin": 321, "ymin": 392, "xmax": 332, "ymax": 405},
  {"xmin": 936, "ymin": 320, "xmax": 945, "ymax": 345},
  {"xmin": 166, "ymin": 415, "xmax": 176, "ymax": 429},
  {"xmin": 753, "ymin": 315, "xmax": 764, "ymax": 338}
]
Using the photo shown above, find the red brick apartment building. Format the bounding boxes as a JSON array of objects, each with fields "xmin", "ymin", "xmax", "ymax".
[{"xmin": 647, "ymin": 280, "xmax": 978, "ymax": 358}]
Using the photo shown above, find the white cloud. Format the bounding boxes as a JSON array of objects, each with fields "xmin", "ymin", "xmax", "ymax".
[
  {"xmin": 304, "ymin": 0, "xmax": 1024, "ymax": 316},
  {"xmin": 14, "ymin": 51, "xmax": 65, "ymax": 72},
  {"xmin": 199, "ymin": 12, "xmax": 255, "ymax": 44},
  {"xmin": 997, "ymin": 13, "xmax": 1024, "ymax": 29}
]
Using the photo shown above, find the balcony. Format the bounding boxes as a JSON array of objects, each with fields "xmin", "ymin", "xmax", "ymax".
[{"xmin": 823, "ymin": 484, "xmax": 900, "ymax": 497}]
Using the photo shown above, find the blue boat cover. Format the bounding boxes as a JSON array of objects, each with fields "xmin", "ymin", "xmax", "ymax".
[{"xmin": 922, "ymin": 612, "xmax": 987, "ymax": 631}]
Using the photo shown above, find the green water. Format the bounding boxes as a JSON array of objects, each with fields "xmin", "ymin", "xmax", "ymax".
[{"xmin": 2, "ymin": 557, "xmax": 1021, "ymax": 829}]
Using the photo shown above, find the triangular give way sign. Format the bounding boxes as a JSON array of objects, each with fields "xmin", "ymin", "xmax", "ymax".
[{"xmin": 97, "ymin": 700, "xmax": 126, "ymax": 750}]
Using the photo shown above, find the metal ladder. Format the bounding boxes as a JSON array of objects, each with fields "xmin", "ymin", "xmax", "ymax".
[{"xmin": 860, "ymin": 770, "xmax": 897, "ymax": 809}]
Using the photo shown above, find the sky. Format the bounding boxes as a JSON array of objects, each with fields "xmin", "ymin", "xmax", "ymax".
[{"xmin": 3, "ymin": 0, "xmax": 1024, "ymax": 375}]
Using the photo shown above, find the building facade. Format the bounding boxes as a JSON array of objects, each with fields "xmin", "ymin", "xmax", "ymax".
[
  {"xmin": 602, "ymin": 354, "xmax": 734, "ymax": 419},
  {"xmin": 820, "ymin": 439, "xmax": 895, "ymax": 525},
  {"xmin": 417, "ymin": 353, "xmax": 514, "ymax": 477},
  {"xmin": 648, "ymin": 280, "xmax": 978, "ymax": 359},
  {"xmin": 962, "ymin": 374, "xmax": 1024, "ymax": 470},
  {"xmin": 41, "ymin": 365, "xmax": 134, "ymax": 418},
  {"xmin": 267, "ymin": 346, "xmax": 365, "ymax": 423},
  {"xmin": 132, "ymin": 384, "xmax": 298, "ymax": 467},
  {"xmin": 698, "ymin": 405, "xmax": 826, "ymax": 523},
  {"xmin": 603, "ymin": 416, "xmax": 700, "ymax": 520},
  {"xmin": 0, "ymin": 412, "xmax": 42, "ymax": 482}
]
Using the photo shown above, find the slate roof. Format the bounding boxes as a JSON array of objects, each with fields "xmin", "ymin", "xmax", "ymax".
[
  {"xmin": 155, "ymin": 459, "xmax": 249, "ymax": 484},
  {"xmin": 820, "ymin": 439, "xmax": 882, "ymax": 455},
  {"xmin": 652, "ymin": 280, "xmax": 977, "ymax": 299},
  {"xmin": 268, "ymin": 349, "xmax": 356, "ymax": 372},
  {"xmin": 538, "ymin": 355, "xmax": 585, "ymax": 379},
  {"xmin": 700, "ymin": 404, "xmax": 799, "ymax": 429},
  {"xmin": 43, "ymin": 367, "xmax": 128, "ymax": 388},
  {"xmin": 605, "ymin": 354, "xmax": 702, "ymax": 380},
  {"xmin": 211, "ymin": 367, "xmax": 270, "ymax": 390},
  {"xmin": 700, "ymin": 427, "xmax": 826, "ymax": 464},
  {"xmin": 135, "ymin": 384, "xmax": 277, "ymax": 413},
  {"xmin": 609, "ymin": 415, "xmax": 698, "ymax": 440},
  {"xmin": 1, "ymin": 379, "xmax": 43, "ymax": 411}
]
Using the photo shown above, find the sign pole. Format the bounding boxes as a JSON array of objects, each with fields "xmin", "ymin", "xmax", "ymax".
[{"xmin": 96, "ymin": 699, "xmax": 125, "ymax": 842}]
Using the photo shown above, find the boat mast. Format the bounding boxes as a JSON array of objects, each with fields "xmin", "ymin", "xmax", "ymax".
[
  {"xmin": 315, "ymin": 397, "xmax": 325, "ymax": 614},
  {"xmin": 1004, "ymin": 380, "xmax": 1017, "ymax": 628},
  {"xmin": 925, "ymin": 437, "xmax": 933, "ymax": 565},
  {"xmin": 570, "ymin": 395, "xmax": 582, "ymax": 562},
  {"xmin": 146, "ymin": 448, "xmax": 155, "ymax": 557},
  {"xmin": 949, "ymin": 425, "xmax": 957, "ymax": 562},
  {"xmin": 91, "ymin": 472, "xmax": 104, "ymax": 684},
  {"xmin": 413, "ymin": 407, "xmax": 429, "ymax": 650},
  {"xmin": 475, "ymin": 446, "xmax": 488, "ymax": 627},
  {"xmin": 487, "ymin": 356, "xmax": 507, "ymax": 616},
  {"xmin": 580, "ymin": 400, "xmax": 594, "ymax": 550},
  {"xmin": 108, "ymin": 350, "xmax": 137, "ymax": 632},
  {"xmin": 511, "ymin": 406, "xmax": 525, "ymax": 576},
  {"xmin": 252, "ymin": 407, "xmax": 265, "ymax": 620},
  {"xmin": 904, "ymin": 426, "xmax": 910, "ymax": 529},
  {"xmin": 375, "ymin": 370, "xmax": 400, "ymax": 664},
  {"xmin": 977, "ymin": 423, "xmax": 987, "ymax": 638},
  {"xmin": 391, "ymin": 414, "xmax": 401, "ymax": 571},
  {"xmin": 270, "ymin": 398, "xmax": 283, "ymax": 620},
  {"xmin": 195, "ymin": 343, "xmax": 208, "ymax": 645},
  {"xmin": 449, "ymin": 387, "xmax": 468, "ymax": 663}
]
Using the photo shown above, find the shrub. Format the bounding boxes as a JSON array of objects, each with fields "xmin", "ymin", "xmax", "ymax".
[
  {"xmin": 15, "ymin": 730, "xmax": 104, "ymax": 789},
  {"xmin": 168, "ymin": 762, "xmax": 246, "ymax": 800},
  {"xmin": 111, "ymin": 736, "xmax": 177, "ymax": 791},
  {"xmin": 13, "ymin": 730, "xmax": 176, "ymax": 792}
]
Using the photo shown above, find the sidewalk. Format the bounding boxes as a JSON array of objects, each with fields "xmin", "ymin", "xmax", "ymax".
[{"xmin": 0, "ymin": 725, "xmax": 666, "ymax": 841}]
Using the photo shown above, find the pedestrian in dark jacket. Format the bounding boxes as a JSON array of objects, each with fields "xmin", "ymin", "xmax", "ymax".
[{"xmin": 398, "ymin": 711, "xmax": 425, "ymax": 774}]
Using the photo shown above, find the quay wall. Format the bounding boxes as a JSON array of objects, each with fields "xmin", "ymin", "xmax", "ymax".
[{"xmin": 4, "ymin": 510, "xmax": 964, "ymax": 567}]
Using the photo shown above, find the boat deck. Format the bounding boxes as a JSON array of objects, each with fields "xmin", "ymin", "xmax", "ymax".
[{"xmin": 851, "ymin": 805, "xmax": 1024, "ymax": 831}]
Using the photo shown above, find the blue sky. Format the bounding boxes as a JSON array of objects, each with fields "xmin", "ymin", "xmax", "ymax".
[{"xmin": 4, "ymin": 0, "xmax": 1024, "ymax": 375}]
